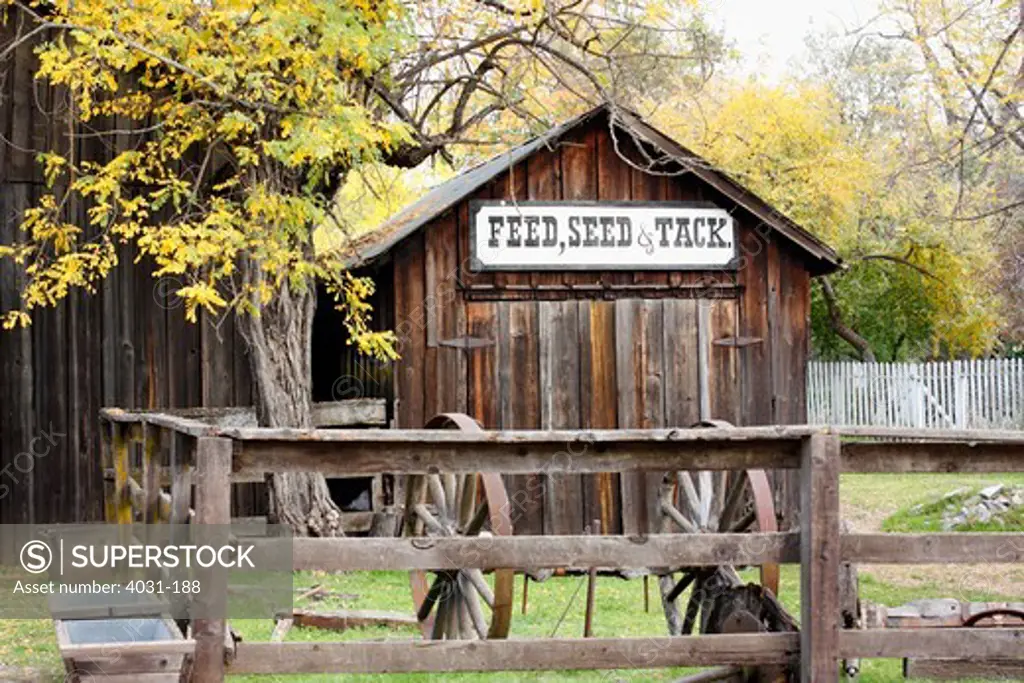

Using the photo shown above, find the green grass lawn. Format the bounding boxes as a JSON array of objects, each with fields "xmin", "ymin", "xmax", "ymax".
[{"xmin": 2, "ymin": 473, "xmax": 1021, "ymax": 682}]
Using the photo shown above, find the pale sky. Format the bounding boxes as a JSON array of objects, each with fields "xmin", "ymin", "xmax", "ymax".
[{"xmin": 706, "ymin": 0, "xmax": 880, "ymax": 79}]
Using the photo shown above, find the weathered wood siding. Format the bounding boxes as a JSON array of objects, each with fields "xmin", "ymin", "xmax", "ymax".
[{"xmin": 391, "ymin": 114, "xmax": 813, "ymax": 533}]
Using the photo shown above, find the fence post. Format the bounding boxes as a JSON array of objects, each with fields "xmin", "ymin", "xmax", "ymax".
[
  {"xmin": 800, "ymin": 432, "xmax": 841, "ymax": 682},
  {"xmin": 192, "ymin": 436, "xmax": 233, "ymax": 683}
]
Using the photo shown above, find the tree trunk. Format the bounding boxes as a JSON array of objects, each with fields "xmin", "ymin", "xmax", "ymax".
[{"xmin": 238, "ymin": 275, "xmax": 345, "ymax": 537}]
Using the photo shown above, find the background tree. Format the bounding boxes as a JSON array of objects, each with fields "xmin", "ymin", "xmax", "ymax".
[{"xmin": 0, "ymin": 0, "xmax": 722, "ymax": 535}]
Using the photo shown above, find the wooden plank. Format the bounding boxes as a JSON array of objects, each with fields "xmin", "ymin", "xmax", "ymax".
[
  {"xmin": 500, "ymin": 301, "xmax": 543, "ymax": 534},
  {"xmin": 615, "ymin": 299, "xmax": 646, "ymax": 534},
  {"xmin": 393, "ymin": 233, "xmax": 427, "ymax": 428},
  {"xmin": 229, "ymin": 633, "xmax": 800, "ymax": 674},
  {"xmin": 579, "ymin": 300, "xmax": 621, "ymax": 534},
  {"xmin": 276, "ymin": 532, "xmax": 800, "ymax": 571},
  {"xmin": 424, "ymin": 212, "xmax": 466, "ymax": 417},
  {"xmin": 192, "ymin": 436, "xmax": 232, "ymax": 683},
  {"xmin": 839, "ymin": 628, "xmax": 1024, "ymax": 660},
  {"xmin": 841, "ymin": 441, "xmax": 1024, "ymax": 473},
  {"xmin": 739, "ymin": 225, "xmax": 772, "ymax": 426},
  {"xmin": 288, "ymin": 609, "xmax": 419, "ymax": 631},
  {"xmin": 466, "ymin": 303, "xmax": 499, "ymax": 428},
  {"xmin": 231, "ymin": 432, "xmax": 805, "ymax": 477},
  {"xmin": 709, "ymin": 299, "xmax": 739, "ymax": 424},
  {"xmin": 842, "ymin": 533, "xmax": 1024, "ymax": 563},
  {"xmin": 662, "ymin": 299, "xmax": 700, "ymax": 427},
  {"xmin": 527, "ymin": 140, "xmax": 563, "ymax": 289},
  {"xmin": 800, "ymin": 433, "xmax": 842, "ymax": 683},
  {"xmin": 60, "ymin": 641, "xmax": 196, "ymax": 659},
  {"xmin": 904, "ymin": 657, "xmax": 1024, "ymax": 680},
  {"xmin": 539, "ymin": 301, "xmax": 584, "ymax": 534}
]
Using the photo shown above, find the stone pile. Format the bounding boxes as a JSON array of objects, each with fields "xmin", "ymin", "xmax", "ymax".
[{"xmin": 927, "ymin": 484, "xmax": 1024, "ymax": 530}]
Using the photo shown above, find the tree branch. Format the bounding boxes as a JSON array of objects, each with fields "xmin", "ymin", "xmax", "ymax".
[{"xmin": 819, "ymin": 277, "xmax": 877, "ymax": 362}]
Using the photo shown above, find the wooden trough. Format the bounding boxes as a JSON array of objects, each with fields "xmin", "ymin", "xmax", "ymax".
[
  {"xmin": 50, "ymin": 590, "xmax": 194, "ymax": 683},
  {"xmin": 54, "ymin": 616, "xmax": 193, "ymax": 683}
]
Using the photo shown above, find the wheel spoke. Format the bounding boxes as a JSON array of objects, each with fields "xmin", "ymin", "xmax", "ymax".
[
  {"xmin": 666, "ymin": 571, "xmax": 697, "ymax": 604},
  {"xmin": 460, "ymin": 573, "xmax": 489, "ymax": 639},
  {"xmin": 681, "ymin": 579, "xmax": 703, "ymax": 635},
  {"xmin": 464, "ymin": 500, "xmax": 490, "ymax": 536},
  {"xmin": 464, "ymin": 568, "xmax": 495, "ymax": 608},
  {"xmin": 458, "ymin": 474, "xmax": 478, "ymax": 528},
  {"xmin": 661, "ymin": 499, "xmax": 699, "ymax": 533},
  {"xmin": 676, "ymin": 472, "xmax": 702, "ymax": 522},
  {"xmin": 414, "ymin": 504, "xmax": 448, "ymax": 536},
  {"xmin": 427, "ymin": 475, "xmax": 448, "ymax": 523},
  {"xmin": 443, "ymin": 474, "xmax": 458, "ymax": 519},
  {"xmin": 698, "ymin": 471, "xmax": 714, "ymax": 528},
  {"xmin": 728, "ymin": 508, "xmax": 757, "ymax": 533},
  {"xmin": 404, "ymin": 475, "xmax": 429, "ymax": 537},
  {"xmin": 718, "ymin": 472, "xmax": 749, "ymax": 532},
  {"xmin": 417, "ymin": 573, "xmax": 450, "ymax": 622}
]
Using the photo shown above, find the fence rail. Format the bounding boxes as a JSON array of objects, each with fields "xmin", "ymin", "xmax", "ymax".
[{"xmin": 808, "ymin": 359, "xmax": 1024, "ymax": 429}]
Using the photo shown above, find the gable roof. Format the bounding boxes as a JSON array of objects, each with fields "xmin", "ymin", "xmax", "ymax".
[{"xmin": 350, "ymin": 103, "xmax": 841, "ymax": 275}]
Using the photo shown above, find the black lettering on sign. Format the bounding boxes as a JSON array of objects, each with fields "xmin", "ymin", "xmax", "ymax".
[
  {"xmin": 708, "ymin": 217, "xmax": 730, "ymax": 248},
  {"xmin": 617, "ymin": 217, "xmax": 632, "ymax": 246},
  {"xmin": 674, "ymin": 217, "xmax": 693, "ymax": 248},
  {"xmin": 693, "ymin": 217, "xmax": 706, "ymax": 247},
  {"xmin": 524, "ymin": 216, "xmax": 540, "ymax": 247},
  {"xmin": 488, "ymin": 216, "xmax": 503, "ymax": 248},
  {"xmin": 600, "ymin": 216, "xmax": 616, "ymax": 247},
  {"xmin": 542, "ymin": 216, "xmax": 558, "ymax": 247},
  {"xmin": 656, "ymin": 217, "xmax": 671, "ymax": 247},
  {"xmin": 582, "ymin": 216, "xmax": 599, "ymax": 247},
  {"xmin": 507, "ymin": 215, "xmax": 521, "ymax": 247},
  {"xmin": 567, "ymin": 216, "xmax": 581, "ymax": 247}
]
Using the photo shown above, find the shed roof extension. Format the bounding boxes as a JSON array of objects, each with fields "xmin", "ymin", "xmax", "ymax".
[{"xmin": 351, "ymin": 103, "xmax": 841, "ymax": 275}]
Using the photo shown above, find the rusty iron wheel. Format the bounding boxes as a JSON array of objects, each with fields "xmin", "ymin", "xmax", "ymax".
[
  {"xmin": 657, "ymin": 420, "xmax": 780, "ymax": 634},
  {"xmin": 405, "ymin": 413, "xmax": 515, "ymax": 640}
]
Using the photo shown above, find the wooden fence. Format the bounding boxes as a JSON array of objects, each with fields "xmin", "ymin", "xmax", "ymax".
[
  {"xmin": 97, "ymin": 408, "xmax": 1024, "ymax": 683},
  {"xmin": 808, "ymin": 359, "xmax": 1024, "ymax": 430}
]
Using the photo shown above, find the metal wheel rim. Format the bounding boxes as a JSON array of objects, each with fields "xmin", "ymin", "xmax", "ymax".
[{"xmin": 408, "ymin": 413, "xmax": 515, "ymax": 639}]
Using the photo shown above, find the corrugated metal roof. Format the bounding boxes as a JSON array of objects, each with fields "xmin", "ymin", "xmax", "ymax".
[{"xmin": 349, "ymin": 103, "xmax": 841, "ymax": 274}]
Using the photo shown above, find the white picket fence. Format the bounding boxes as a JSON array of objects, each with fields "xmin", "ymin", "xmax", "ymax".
[{"xmin": 807, "ymin": 359, "xmax": 1024, "ymax": 429}]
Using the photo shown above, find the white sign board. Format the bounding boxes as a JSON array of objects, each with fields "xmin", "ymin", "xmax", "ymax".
[{"xmin": 470, "ymin": 201, "xmax": 737, "ymax": 271}]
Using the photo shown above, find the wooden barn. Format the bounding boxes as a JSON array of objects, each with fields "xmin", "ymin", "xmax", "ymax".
[
  {"xmin": 0, "ymin": 100, "xmax": 839, "ymax": 531},
  {"xmin": 347, "ymin": 103, "xmax": 841, "ymax": 535}
]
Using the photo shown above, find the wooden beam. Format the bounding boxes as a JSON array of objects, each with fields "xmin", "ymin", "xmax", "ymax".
[
  {"xmin": 800, "ymin": 434, "xmax": 841, "ymax": 683},
  {"xmin": 192, "ymin": 436, "xmax": 232, "ymax": 683},
  {"xmin": 842, "ymin": 441, "xmax": 1024, "ymax": 473},
  {"xmin": 842, "ymin": 533, "xmax": 1024, "ymax": 563},
  {"xmin": 288, "ymin": 609, "xmax": 419, "ymax": 632},
  {"xmin": 232, "ymin": 429, "xmax": 806, "ymax": 478},
  {"xmin": 60, "ymin": 640, "xmax": 197, "ymax": 659},
  {"xmin": 267, "ymin": 533, "xmax": 801, "ymax": 572},
  {"xmin": 229, "ymin": 633, "xmax": 800, "ymax": 674},
  {"xmin": 904, "ymin": 657, "xmax": 1024, "ymax": 680},
  {"xmin": 839, "ymin": 628, "xmax": 1024, "ymax": 659}
]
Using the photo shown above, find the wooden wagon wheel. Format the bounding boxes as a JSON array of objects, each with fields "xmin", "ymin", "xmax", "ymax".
[
  {"xmin": 656, "ymin": 419, "xmax": 780, "ymax": 635},
  {"xmin": 405, "ymin": 413, "xmax": 515, "ymax": 640}
]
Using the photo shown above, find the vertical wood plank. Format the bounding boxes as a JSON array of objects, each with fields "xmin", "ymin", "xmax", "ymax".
[
  {"xmin": 466, "ymin": 302, "xmax": 499, "ymax": 428},
  {"xmin": 579, "ymin": 300, "xmax": 620, "ymax": 534},
  {"xmin": 615, "ymin": 299, "xmax": 646, "ymax": 534},
  {"xmin": 500, "ymin": 301, "xmax": 543, "ymax": 534},
  {"xmin": 393, "ymin": 234, "xmax": 426, "ymax": 428},
  {"xmin": 662, "ymin": 299, "xmax": 700, "ymax": 428},
  {"xmin": 800, "ymin": 433, "xmax": 841, "ymax": 683},
  {"xmin": 739, "ymin": 225, "xmax": 772, "ymax": 425},
  {"xmin": 708, "ymin": 299, "xmax": 739, "ymax": 424},
  {"xmin": 424, "ymin": 213, "xmax": 466, "ymax": 417},
  {"xmin": 539, "ymin": 301, "xmax": 583, "ymax": 534},
  {"xmin": 192, "ymin": 436, "xmax": 232, "ymax": 683}
]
